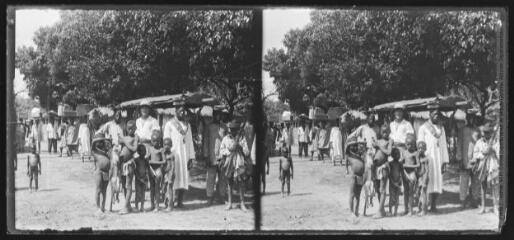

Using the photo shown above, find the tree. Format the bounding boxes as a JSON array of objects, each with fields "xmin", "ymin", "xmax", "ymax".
[
  {"xmin": 263, "ymin": 10, "xmax": 503, "ymax": 114},
  {"xmin": 16, "ymin": 10, "xmax": 260, "ymax": 117}
]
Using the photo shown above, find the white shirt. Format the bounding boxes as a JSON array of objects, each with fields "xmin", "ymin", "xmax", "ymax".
[
  {"xmin": 136, "ymin": 116, "xmax": 159, "ymax": 140},
  {"xmin": 297, "ymin": 127, "xmax": 308, "ymax": 143},
  {"xmin": 46, "ymin": 123, "xmax": 57, "ymax": 139},
  {"xmin": 390, "ymin": 119, "xmax": 414, "ymax": 144},
  {"xmin": 348, "ymin": 124, "xmax": 377, "ymax": 149},
  {"xmin": 472, "ymin": 138, "xmax": 491, "ymax": 162},
  {"xmin": 96, "ymin": 121, "xmax": 124, "ymax": 145}
]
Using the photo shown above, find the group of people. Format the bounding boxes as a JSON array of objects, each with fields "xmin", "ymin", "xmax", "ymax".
[
  {"xmin": 269, "ymin": 119, "xmax": 344, "ymax": 163},
  {"xmin": 18, "ymin": 115, "xmax": 92, "ymax": 158},
  {"xmin": 91, "ymin": 101, "xmax": 256, "ymax": 214},
  {"xmin": 345, "ymin": 106, "xmax": 500, "ymax": 218}
]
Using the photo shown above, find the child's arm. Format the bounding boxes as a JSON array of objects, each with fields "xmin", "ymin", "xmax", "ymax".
[
  {"xmin": 26, "ymin": 156, "xmax": 29, "ymax": 176},
  {"xmin": 377, "ymin": 139, "xmax": 393, "ymax": 155},
  {"xmin": 290, "ymin": 157, "xmax": 294, "ymax": 179},
  {"xmin": 37, "ymin": 154, "xmax": 41, "ymax": 174},
  {"xmin": 278, "ymin": 159, "xmax": 282, "ymax": 179}
]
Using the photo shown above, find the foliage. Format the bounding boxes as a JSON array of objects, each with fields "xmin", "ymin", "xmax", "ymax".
[
  {"xmin": 263, "ymin": 10, "xmax": 503, "ymax": 116},
  {"xmin": 263, "ymin": 99, "xmax": 289, "ymax": 122},
  {"xmin": 16, "ymin": 10, "xmax": 259, "ymax": 116},
  {"xmin": 15, "ymin": 96, "xmax": 40, "ymax": 120}
]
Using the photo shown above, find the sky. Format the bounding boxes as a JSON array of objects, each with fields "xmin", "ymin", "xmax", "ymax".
[
  {"xmin": 14, "ymin": 9, "xmax": 61, "ymax": 99},
  {"xmin": 262, "ymin": 9, "xmax": 312, "ymax": 101},
  {"xmin": 12, "ymin": 8, "xmax": 311, "ymax": 101}
]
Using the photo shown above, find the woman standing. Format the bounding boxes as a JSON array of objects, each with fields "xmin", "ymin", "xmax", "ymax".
[{"xmin": 78, "ymin": 116, "xmax": 91, "ymax": 159}]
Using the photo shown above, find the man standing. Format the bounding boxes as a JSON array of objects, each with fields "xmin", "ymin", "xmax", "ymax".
[
  {"xmin": 389, "ymin": 105, "xmax": 415, "ymax": 151},
  {"xmin": 457, "ymin": 113, "xmax": 480, "ymax": 209},
  {"xmin": 347, "ymin": 113, "xmax": 377, "ymax": 164},
  {"xmin": 281, "ymin": 122, "xmax": 294, "ymax": 157},
  {"xmin": 29, "ymin": 118, "xmax": 43, "ymax": 154},
  {"xmin": 199, "ymin": 106, "xmax": 221, "ymax": 205},
  {"xmin": 95, "ymin": 111, "xmax": 124, "ymax": 148},
  {"xmin": 297, "ymin": 120, "xmax": 309, "ymax": 158},
  {"xmin": 46, "ymin": 117, "xmax": 58, "ymax": 154},
  {"xmin": 136, "ymin": 100, "xmax": 160, "ymax": 146},
  {"xmin": 163, "ymin": 106, "xmax": 195, "ymax": 208},
  {"xmin": 417, "ymin": 110, "xmax": 449, "ymax": 213}
]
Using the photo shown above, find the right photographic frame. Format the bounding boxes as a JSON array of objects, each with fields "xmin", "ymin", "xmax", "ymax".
[{"xmin": 260, "ymin": 7, "xmax": 507, "ymax": 232}]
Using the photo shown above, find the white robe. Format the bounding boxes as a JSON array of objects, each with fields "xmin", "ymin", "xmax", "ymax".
[
  {"xmin": 329, "ymin": 127, "xmax": 343, "ymax": 159},
  {"xmin": 163, "ymin": 118, "xmax": 195, "ymax": 190},
  {"xmin": 417, "ymin": 121, "xmax": 449, "ymax": 194},
  {"xmin": 251, "ymin": 136, "xmax": 256, "ymax": 165},
  {"xmin": 78, "ymin": 123, "xmax": 91, "ymax": 155}
]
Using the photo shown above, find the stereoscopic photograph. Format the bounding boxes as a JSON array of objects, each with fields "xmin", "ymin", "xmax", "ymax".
[
  {"xmin": 7, "ymin": 8, "xmax": 260, "ymax": 231},
  {"xmin": 261, "ymin": 8, "xmax": 506, "ymax": 231},
  {"xmin": 5, "ymin": 4, "xmax": 508, "ymax": 235}
]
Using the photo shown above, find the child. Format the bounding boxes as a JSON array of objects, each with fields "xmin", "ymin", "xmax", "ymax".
[
  {"xmin": 279, "ymin": 146, "xmax": 294, "ymax": 197},
  {"xmin": 371, "ymin": 125, "xmax": 392, "ymax": 218},
  {"xmin": 162, "ymin": 138, "xmax": 176, "ymax": 211},
  {"xmin": 91, "ymin": 134, "xmax": 111, "ymax": 213},
  {"xmin": 389, "ymin": 147, "xmax": 402, "ymax": 216},
  {"xmin": 417, "ymin": 141, "xmax": 430, "ymax": 216},
  {"xmin": 26, "ymin": 142, "xmax": 41, "ymax": 192},
  {"xmin": 214, "ymin": 126, "xmax": 227, "ymax": 204},
  {"xmin": 119, "ymin": 120, "xmax": 139, "ymax": 214},
  {"xmin": 134, "ymin": 144, "xmax": 148, "ymax": 212},
  {"xmin": 148, "ymin": 131, "xmax": 165, "ymax": 211},
  {"xmin": 401, "ymin": 134, "xmax": 420, "ymax": 216}
]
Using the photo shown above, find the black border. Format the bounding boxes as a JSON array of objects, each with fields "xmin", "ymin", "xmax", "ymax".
[{"xmin": 2, "ymin": 0, "xmax": 513, "ymax": 238}]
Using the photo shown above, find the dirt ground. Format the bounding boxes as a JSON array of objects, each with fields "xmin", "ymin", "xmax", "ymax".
[
  {"xmin": 14, "ymin": 144, "xmax": 254, "ymax": 232},
  {"xmin": 260, "ymin": 146, "xmax": 500, "ymax": 231}
]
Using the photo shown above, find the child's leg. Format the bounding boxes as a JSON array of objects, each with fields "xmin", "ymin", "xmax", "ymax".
[
  {"xmin": 286, "ymin": 173, "xmax": 291, "ymax": 195},
  {"xmin": 94, "ymin": 172, "xmax": 102, "ymax": 209},
  {"xmin": 29, "ymin": 171, "xmax": 33, "ymax": 191},
  {"xmin": 354, "ymin": 184, "xmax": 362, "ymax": 216},
  {"xmin": 149, "ymin": 177, "xmax": 156, "ymax": 210},
  {"xmin": 167, "ymin": 182, "xmax": 174, "ymax": 210},
  {"xmin": 101, "ymin": 180, "xmax": 108, "ymax": 211},
  {"xmin": 349, "ymin": 177, "xmax": 356, "ymax": 214},
  {"xmin": 480, "ymin": 180, "xmax": 487, "ymax": 213},
  {"xmin": 34, "ymin": 170, "xmax": 39, "ymax": 190},
  {"xmin": 492, "ymin": 182, "xmax": 499, "ymax": 213},
  {"xmin": 239, "ymin": 181, "xmax": 247, "ymax": 211}
]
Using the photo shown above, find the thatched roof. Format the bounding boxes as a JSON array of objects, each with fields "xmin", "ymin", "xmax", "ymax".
[
  {"xmin": 116, "ymin": 92, "xmax": 220, "ymax": 109},
  {"xmin": 372, "ymin": 95, "xmax": 470, "ymax": 112}
]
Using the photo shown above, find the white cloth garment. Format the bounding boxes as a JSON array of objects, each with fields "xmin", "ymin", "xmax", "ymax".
[
  {"xmin": 136, "ymin": 116, "xmax": 160, "ymax": 141},
  {"xmin": 348, "ymin": 124, "xmax": 377, "ymax": 150},
  {"xmin": 78, "ymin": 123, "xmax": 91, "ymax": 155},
  {"xmin": 46, "ymin": 123, "xmax": 57, "ymax": 139},
  {"xmin": 297, "ymin": 126, "xmax": 308, "ymax": 143},
  {"xmin": 163, "ymin": 118, "xmax": 195, "ymax": 190},
  {"xmin": 251, "ymin": 136, "xmax": 256, "ymax": 165},
  {"xmin": 96, "ymin": 121, "xmax": 124, "ymax": 146},
  {"xmin": 390, "ymin": 119, "xmax": 415, "ymax": 144},
  {"xmin": 417, "ymin": 120, "xmax": 449, "ymax": 194},
  {"xmin": 329, "ymin": 126, "xmax": 343, "ymax": 159}
]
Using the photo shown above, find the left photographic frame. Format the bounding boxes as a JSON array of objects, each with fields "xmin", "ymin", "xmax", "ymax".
[{"xmin": 6, "ymin": 6, "xmax": 262, "ymax": 233}]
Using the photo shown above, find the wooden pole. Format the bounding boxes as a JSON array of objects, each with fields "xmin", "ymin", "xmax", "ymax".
[{"xmin": 6, "ymin": 6, "xmax": 16, "ymax": 233}]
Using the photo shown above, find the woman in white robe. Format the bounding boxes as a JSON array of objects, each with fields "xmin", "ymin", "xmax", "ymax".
[
  {"xmin": 416, "ymin": 111, "xmax": 449, "ymax": 212},
  {"xmin": 329, "ymin": 123, "xmax": 343, "ymax": 164},
  {"xmin": 77, "ymin": 120, "xmax": 91, "ymax": 157},
  {"xmin": 163, "ymin": 108, "xmax": 195, "ymax": 208}
]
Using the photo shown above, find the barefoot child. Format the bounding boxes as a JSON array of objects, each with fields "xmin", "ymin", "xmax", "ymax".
[
  {"xmin": 389, "ymin": 147, "xmax": 402, "ymax": 216},
  {"xmin": 91, "ymin": 134, "xmax": 111, "ymax": 213},
  {"xmin": 417, "ymin": 141, "xmax": 430, "ymax": 216},
  {"xmin": 134, "ymin": 144, "xmax": 148, "ymax": 212},
  {"xmin": 119, "ymin": 120, "xmax": 139, "ymax": 214},
  {"xmin": 401, "ymin": 134, "xmax": 420, "ymax": 215},
  {"xmin": 148, "ymin": 131, "xmax": 165, "ymax": 211},
  {"xmin": 26, "ymin": 143, "xmax": 41, "ymax": 192},
  {"xmin": 371, "ymin": 125, "xmax": 392, "ymax": 218},
  {"xmin": 279, "ymin": 147, "xmax": 293, "ymax": 197},
  {"xmin": 162, "ymin": 138, "xmax": 176, "ymax": 211}
]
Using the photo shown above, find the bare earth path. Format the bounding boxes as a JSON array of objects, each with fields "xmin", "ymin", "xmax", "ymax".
[
  {"xmin": 15, "ymin": 150, "xmax": 254, "ymax": 231},
  {"xmin": 261, "ymin": 146, "xmax": 499, "ymax": 231}
]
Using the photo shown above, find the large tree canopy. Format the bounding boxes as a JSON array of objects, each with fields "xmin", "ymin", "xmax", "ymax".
[
  {"xmin": 263, "ymin": 10, "xmax": 503, "ymax": 117},
  {"xmin": 16, "ymin": 10, "xmax": 260, "ymax": 115}
]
